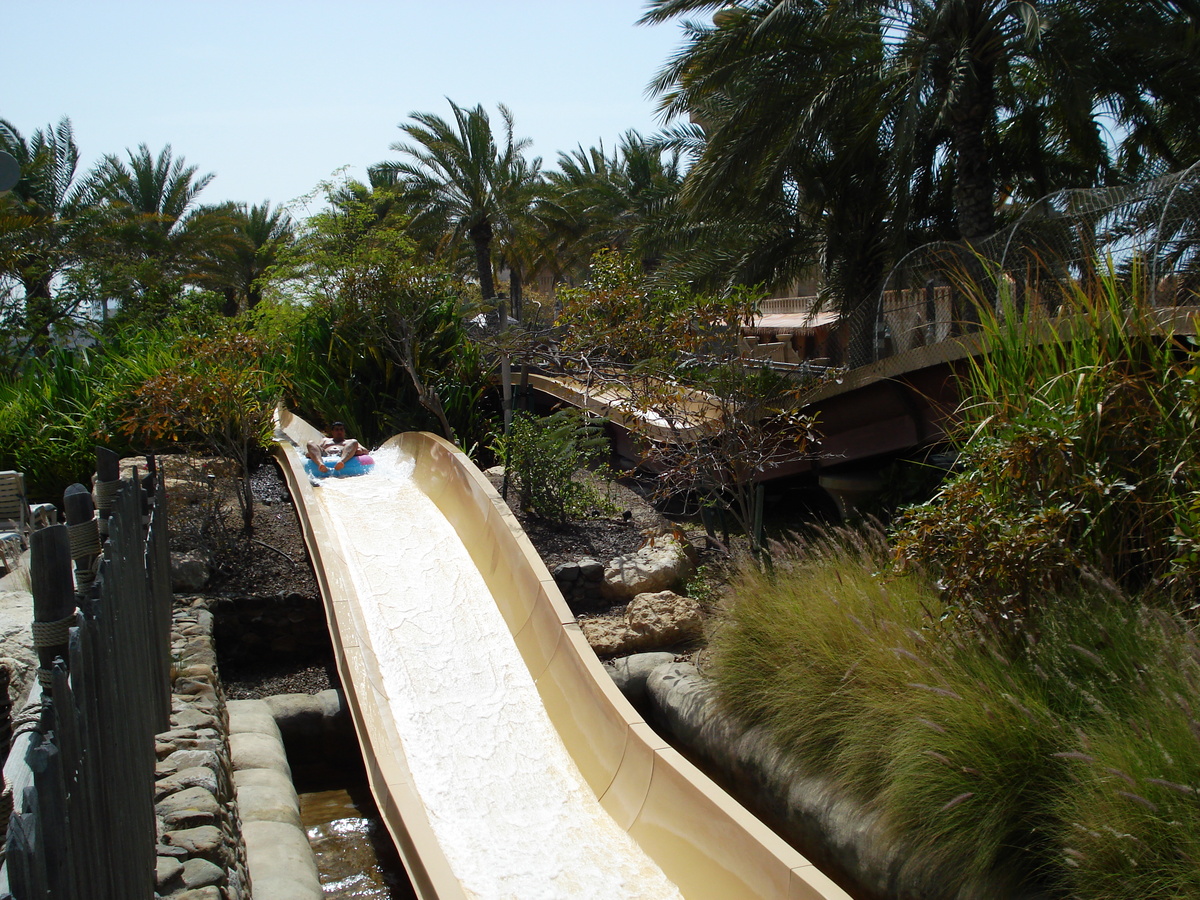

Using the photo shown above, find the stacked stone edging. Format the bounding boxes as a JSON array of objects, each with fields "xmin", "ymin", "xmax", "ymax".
[
  {"xmin": 155, "ymin": 602, "xmax": 249, "ymax": 900},
  {"xmin": 551, "ymin": 557, "xmax": 606, "ymax": 606},
  {"xmin": 228, "ymin": 699, "xmax": 323, "ymax": 900},
  {"xmin": 209, "ymin": 595, "xmax": 328, "ymax": 668}
]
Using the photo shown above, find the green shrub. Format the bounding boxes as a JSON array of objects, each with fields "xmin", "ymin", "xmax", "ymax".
[
  {"xmin": 893, "ymin": 265, "xmax": 1200, "ymax": 622},
  {"xmin": 0, "ymin": 346, "xmax": 114, "ymax": 499},
  {"xmin": 493, "ymin": 409, "xmax": 612, "ymax": 523}
]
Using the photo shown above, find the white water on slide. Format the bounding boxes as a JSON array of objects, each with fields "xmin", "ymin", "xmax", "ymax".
[{"xmin": 310, "ymin": 445, "xmax": 682, "ymax": 900}]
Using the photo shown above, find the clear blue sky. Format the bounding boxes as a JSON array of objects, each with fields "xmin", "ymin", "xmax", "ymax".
[{"xmin": 5, "ymin": 1, "xmax": 688, "ymax": 211}]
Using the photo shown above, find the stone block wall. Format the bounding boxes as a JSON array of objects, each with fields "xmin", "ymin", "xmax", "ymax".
[
  {"xmin": 551, "ymin": 557, "xmax": 606, "ymax": 608},
  {"xmin": 154, "ymin": 602, "xmax": 249, "ymax": 900}
]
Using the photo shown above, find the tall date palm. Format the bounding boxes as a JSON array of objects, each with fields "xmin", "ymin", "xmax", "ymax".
[
  {"xmin": 380, "ymin": 100, "xmax": 540, "ymax": 311},
  {"xmin": 0, "ymin": 117, "xmax": 92, "ymax": 361}
]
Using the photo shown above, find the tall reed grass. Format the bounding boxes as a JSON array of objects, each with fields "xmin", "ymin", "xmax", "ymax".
[
  {"xmin": 894, "ymin": 263, "xmax": 1200, "ymax": 621},
  {"xmin": 713, "ymin": 533, "xmax": 1200, "ymax": 898}
]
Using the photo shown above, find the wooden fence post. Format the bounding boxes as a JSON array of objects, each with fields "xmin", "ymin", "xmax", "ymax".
[
  {"xmin": 29, "ymin": 526, "xmax": 75, "ymax": 696},
  {"xmin": 2, "ymin": 463, "xmax": 167, "ymax": 900},
  {"xmin": 92, "ymin": 448, "xmax": 120, "ymax": 540}
]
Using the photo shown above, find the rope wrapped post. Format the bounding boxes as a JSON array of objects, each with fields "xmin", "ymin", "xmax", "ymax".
[
  {"xmin": 29, "ymin": 526, "xmax": 76, "ymax": 694},
  {"xmin": 63, "ymin": 484, "xmax": 101, "ymax": 599},
  {"xmin": 92, "ymin": 448, "xmax": 120, "ymax": 540}
]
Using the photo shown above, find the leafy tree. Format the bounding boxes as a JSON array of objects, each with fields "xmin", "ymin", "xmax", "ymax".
[
  {"xmin": 113, "ymin": 327, "xmax": 285, "ymax": 531},
  {"xmin": 264, "ymin": 179, "xmax": 494, "ymax": 452},
  {"xmin": 548, "ymin": 250, "xmax": 821, "ymax": 552},
  {"xmin": 490, "ymin": 148, "xmax": 545, "ymax": 319}
]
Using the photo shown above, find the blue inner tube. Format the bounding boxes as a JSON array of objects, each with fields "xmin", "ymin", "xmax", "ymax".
[{"xmin": 303, "ymin": 454, "xmax": 375, "ymax": 478}]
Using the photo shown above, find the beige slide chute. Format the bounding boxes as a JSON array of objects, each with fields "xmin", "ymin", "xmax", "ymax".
[{"xmin": 274, "ymin": 410, "xmax": 847, "ymax": 899}]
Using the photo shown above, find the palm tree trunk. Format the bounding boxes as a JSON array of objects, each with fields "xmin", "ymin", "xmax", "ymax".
[
  {"xmin": 951, "ymin": 67, "xmax": 996, "ymax": 241},
  {"xmin": 470, "ymin": 222, "xmax": 495, "ymax": 300},
  {"xmin": 509, "ymin": 267, "xmax": 522, "ymax": 321},
  {"xmin": 21, "ymin": 274, "xmax": 55, "ymax": 354}
]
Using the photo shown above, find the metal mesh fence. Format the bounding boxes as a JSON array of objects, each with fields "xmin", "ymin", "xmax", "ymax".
[{"xmin": 848, "ymin": 159, "xmax": 1200, "ymax": 369}]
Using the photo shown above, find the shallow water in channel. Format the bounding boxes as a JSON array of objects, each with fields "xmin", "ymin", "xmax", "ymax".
[{"xmin": 299, "ymin": 779, "xmax": 416, "ymax": 900}]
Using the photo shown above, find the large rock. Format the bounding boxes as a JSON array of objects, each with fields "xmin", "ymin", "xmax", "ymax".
[
  {"xmin": 626, "ymin": 590, "xmax": 703, "ymax": 642},
  {"xmin": 172, "ymin": 551, "xmax": 211, "ymax": 592},
  {"xmin": 241, "ymin": 821, "xmax": 323, "ymax": 900},
  {"xmin": 0, "ymin": 588, "xmax": 36, "ymax": 705},
  {"xmin": 262, "ymin": 692, "xmax": 325, "ymax": 740},
  {"xmin": 601, "ymin": 535, "xmax": 693, "ymax": 600},
  {"xmin": 581, "ymin": 590, "xmax": 703, "ymax": 657},
  {"xmin": 605, "ymin": 651, "xmax": 677, "ymax": 706}
]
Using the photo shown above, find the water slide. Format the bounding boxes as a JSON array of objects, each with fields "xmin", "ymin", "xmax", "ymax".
[{"xmin": 274, "ymin": 411, "xmax": 849, "ymax": 900}]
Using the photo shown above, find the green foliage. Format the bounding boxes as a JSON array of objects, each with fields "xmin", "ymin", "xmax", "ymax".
[
  {"xmin": 550, "ymin": 249, "xmax": 822, "ymax": 552},
  {"xmin": 0, "ymin": 346, "xmax": 108, "ymax": 498},
  {"xmin": 263, "ymin": 181, "xmax": 494, "ymax": 453},
  {"xmin": 0, "ymin": 324, "xmax": 202, "ymax": 500},
  {"xmin": 893, "ymin": 267, "xmax": 1200, "ymax": 622},
  {"xmin": 713, "ymin": 532, "xmax": 1200, "ymax": 898},
  {"xmin": 554, "ymin": 249, "xmax": 756, "ymax": 367},
  {"xmin": 492, "ymin": 409, "xmax": 611, "ymax": 523}
]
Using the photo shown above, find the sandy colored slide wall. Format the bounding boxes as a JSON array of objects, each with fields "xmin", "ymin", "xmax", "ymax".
[{"xmin": 274, "ymin": 410, "xmax": 848, "ymax": 900}]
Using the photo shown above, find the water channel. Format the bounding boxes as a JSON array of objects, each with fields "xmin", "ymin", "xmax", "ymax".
[{"xmin": 296, "ymin": 763, "xmax": 416, "ymax": 899}]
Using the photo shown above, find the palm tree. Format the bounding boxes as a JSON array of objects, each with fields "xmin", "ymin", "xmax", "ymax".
[
  {"xmin": 379, "ymin": 100, "xmax": 540, "ymax": 314},
  {"xmin": 491, "ymin": 149, "xmax": 545, "ymax": 318},
  {"xmin": 84, "ymin": 143, "xmax": 229, "ymax": 322},
  {"xmin": 544, "ymin": 130, "xmax": 685, "ymax": 274},
  {"xmin": 198, "ymin": 201, "xmax": 294, "ymax": 315},
  {"xmin": 0, "ymin": 117, "xmax": 92, "ymax": 361},
  {"xmin": 645, "ymin": 2, "xmax": 895, "ymax": 328},
  {"xmin": 642, "ymin": 0, "xmax": 1200, "ymax": 358}
]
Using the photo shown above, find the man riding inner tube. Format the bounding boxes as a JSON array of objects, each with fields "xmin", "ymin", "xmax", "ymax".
[{"xmin": 304, "ymin": 421, "xmax": 374, "ymax": 477}]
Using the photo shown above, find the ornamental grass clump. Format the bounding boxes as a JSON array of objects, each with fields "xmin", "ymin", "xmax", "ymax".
[
  {"xmin": 712, "ymin": 530, "xmax": 1200, "ymax": 898},
  {"xmin": 1050, "ymin": 605, "xmax": 1200, "ymax": 899}
]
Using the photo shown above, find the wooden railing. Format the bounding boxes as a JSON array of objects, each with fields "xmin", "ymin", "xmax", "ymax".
[{"xmin": 0, "ymin": 449, "xmax": 172, "ymax": 900}]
